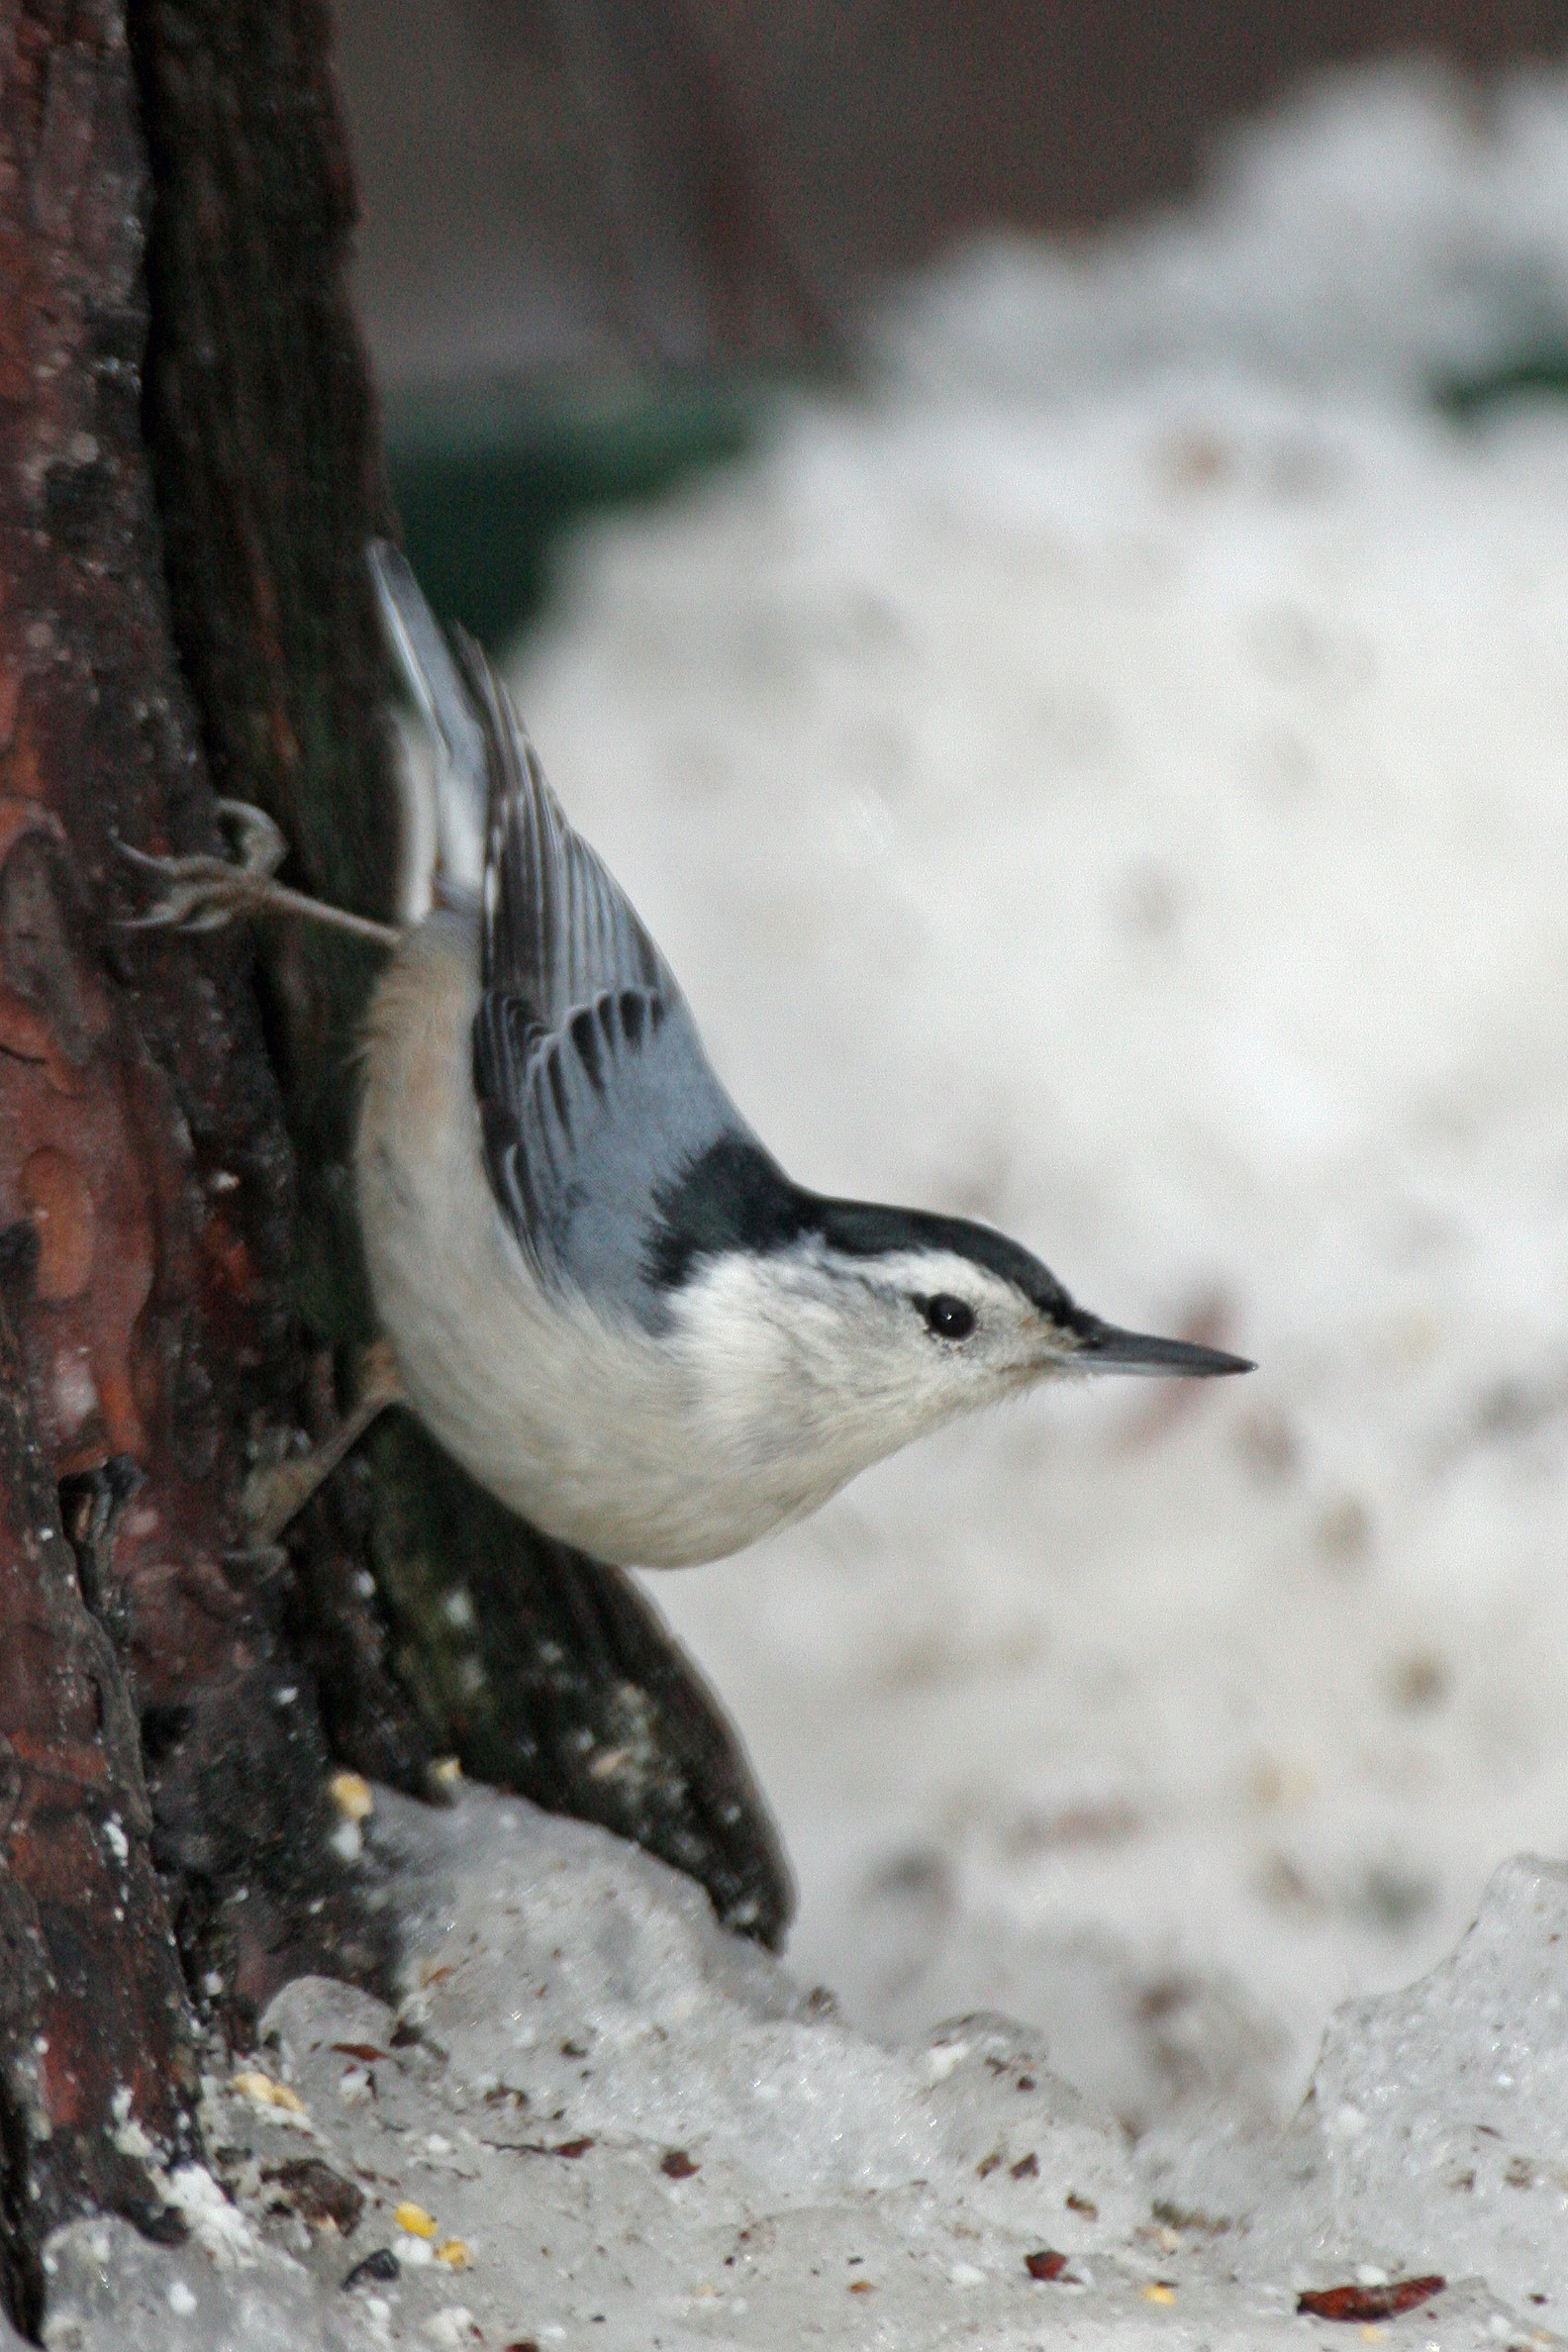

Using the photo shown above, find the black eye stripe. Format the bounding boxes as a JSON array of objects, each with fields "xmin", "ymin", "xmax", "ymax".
[{"xmin": 918, "ymin": 1293, "xmax": 975, "ymax": 1340}]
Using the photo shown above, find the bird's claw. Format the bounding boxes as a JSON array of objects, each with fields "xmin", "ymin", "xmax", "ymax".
[
  {"xmin": 238, "ymin": 1338, "xmax": 407, "ymax": 1546},
  {"xmin": 118, "ymin": 799, "xmax": 288, "ymax": 931}
]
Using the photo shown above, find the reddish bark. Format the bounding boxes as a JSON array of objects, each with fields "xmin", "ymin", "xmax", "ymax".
[
  {"xmin": 0, "ymin": 0, "xmax": 792, "ymax": 2321},
  {"xmin": 0, "ymin": 2, "xmax": 373, "ymax": 2321},
  {"xmin": 0, "ymin": 6, "xmax": 203, "ymax": 2320},
  {"xmin": 0, "ymin": 1249, "xmax": 196, "ymax": 2331}
]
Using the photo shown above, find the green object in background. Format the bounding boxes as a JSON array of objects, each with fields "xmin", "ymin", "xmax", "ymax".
[
  {"xmin": 1433, "ymin": 344, "xmax": 1568, "ymax": 423},
  {"xmin": 387, "ymin": 355, "xmax": 1568, "ymax": 646},
  {"xmin": 383, "ymin": 374, "xmax": 758, "ymax": 650}
]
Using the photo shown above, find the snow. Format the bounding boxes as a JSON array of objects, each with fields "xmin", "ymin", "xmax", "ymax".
[
  {"xmin": 34, "ymin": 1789, "xmax": 1563, "ymax": 2346},
  {"xmin": 1139, "ymin": 1852, "xmax": 1568, "ymax": 2313},
  {"xmin": 494, "ymin": 60, "xmax": 1568, "ymax": 2136},
  {"xmin": 885, "ymin": 57, "xmax": 1568, "ymax": 404}
]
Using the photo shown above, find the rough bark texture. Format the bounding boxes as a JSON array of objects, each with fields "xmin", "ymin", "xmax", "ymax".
[
  {"xmin": 0, "ymin": 7, "xmax": 257, "ymax": 2326},
  {"xmin": 0, "ymin": 1, "xmax": 789, "ymax": 2323},
  {"xmin": 0, "ymin": 1, "xmax": 428, "ymax": 2317},
  {"xmin": 0, "ymin": 1279, "xmax": 195, "ymax": 2337}
]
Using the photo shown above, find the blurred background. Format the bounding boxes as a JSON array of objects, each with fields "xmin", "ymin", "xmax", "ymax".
[
  {"xmin": 340, "ymin": 0, "xmax": 1568, "ymax": 642},
  {"xmin": 335, "ymin": 1, "xmax": 1568, "ymax": 2138}
]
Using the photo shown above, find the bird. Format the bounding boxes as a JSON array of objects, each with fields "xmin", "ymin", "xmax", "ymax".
[{"xmin": 123, "ymin": 542, "xmax": 1250, "ymax": 1569}]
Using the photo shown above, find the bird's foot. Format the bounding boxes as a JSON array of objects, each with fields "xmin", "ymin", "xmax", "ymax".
[
  {"xmin": 119, "ymin": 801, "xmax": 401, "ymax": 945},
  {"xmin": 118, "ymin": 800, "xmax": 289, "ymax": 931},
  {"xmin": 241, "ymin": 1339, "xmax": 407, "ymax": 1546}
]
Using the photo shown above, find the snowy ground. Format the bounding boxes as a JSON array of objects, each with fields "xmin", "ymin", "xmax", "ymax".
[
  {"xmin": 499, "ymin": 63, "xmax": 1568, "ymax": 2135},
  {"xmin": 37, "ymin": 1788, "xmax": 1568, "ymax": 2347}
]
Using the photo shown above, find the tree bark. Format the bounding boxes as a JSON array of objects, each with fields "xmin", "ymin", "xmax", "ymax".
[
  {"xmin": 0, "ymin": 0, "xmax": 789, "ymax": 2327},
  {"xmin": 0, "ymin": 0, "xmax": 401, "ymax": 2321}
]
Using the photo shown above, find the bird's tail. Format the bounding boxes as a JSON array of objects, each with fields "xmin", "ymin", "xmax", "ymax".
[{"xmin": 367, "ymin": 539, "xmax": 488, "ymax": 896}]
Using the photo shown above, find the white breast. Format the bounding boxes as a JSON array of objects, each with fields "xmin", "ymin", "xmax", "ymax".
[{"xmin": 353, "ymin": 914, "xmax": 872, "ymax": 1567}]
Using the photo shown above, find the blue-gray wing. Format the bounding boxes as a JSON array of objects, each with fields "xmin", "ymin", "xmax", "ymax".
[
  {"xmin": 473, "ymin": 981, "xmax": 751, "ymax": 1324},
  {"xmin": 461, "ymin": 643, "xmax": 673, "ymax": 1019},
  {"xmin": 459, "ymin": 641, "xmax": 751, "ymax": 1324}
]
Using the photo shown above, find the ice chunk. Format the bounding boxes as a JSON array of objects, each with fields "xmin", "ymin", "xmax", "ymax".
[
  {"xmin": 29, "ymin": 1790, "xmax": 1557, "ymax": 2348},
  {"xmin": 40, "ymin": 2216, "xmax": 369, "ymax": 2351}
]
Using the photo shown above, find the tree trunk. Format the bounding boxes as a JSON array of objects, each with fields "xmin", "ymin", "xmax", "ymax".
[{"xmin": 0, "ymin": 0, "xmax": 789, "ymax": 2329}]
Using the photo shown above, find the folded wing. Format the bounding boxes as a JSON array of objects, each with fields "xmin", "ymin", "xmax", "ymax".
[{"xmin": 432, "ymin": 633, "xmax": 751, "ymax": 1329}]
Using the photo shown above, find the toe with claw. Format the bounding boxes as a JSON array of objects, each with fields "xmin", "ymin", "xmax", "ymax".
[
  {"xmin": 118, "ymin": 800, "xmax": 288, "ymax": 932},
  {"xmin": 118, "ymin": 801, "xmax": 401, "ymax": 946},
  {"xmin": 241, "ymin": 1338, "xmax": 408, "ymax": 1547}
]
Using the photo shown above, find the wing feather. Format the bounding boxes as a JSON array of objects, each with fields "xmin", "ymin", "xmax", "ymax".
[
  {"xmin": 455, "ymin": 642, "xmax": 670, "ymax": 1020},
  {"xmin": 369, "ymin": 547, "xmax": 745, "ymax": 1320},
  {"xmin": 449, "ymin": 633, "xmax": 748, "ymax": 1323}
]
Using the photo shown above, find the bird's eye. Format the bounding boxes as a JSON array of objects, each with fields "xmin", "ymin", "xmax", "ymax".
[{"xmin": 920, "ymin": 1293, "xmax": 976, "ymax": 1341}]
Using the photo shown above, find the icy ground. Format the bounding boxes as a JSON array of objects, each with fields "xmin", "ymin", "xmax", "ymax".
[
  {"xmin": 501, "ymin": 61, "xmax": 1568, "ymax": 2137},
  {"xmin": 36, "ymin": 1788, "xmax": 1568, "ymax": 2346}
]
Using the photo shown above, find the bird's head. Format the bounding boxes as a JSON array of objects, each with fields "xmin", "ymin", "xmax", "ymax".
[
  {"xmin": 653, "ymin": 1141, "xmax": 1250, "ymax": 1523},
  {"xmin": 760, "ymin": 1204, "xmax": 1247, "ymax": 1421}
]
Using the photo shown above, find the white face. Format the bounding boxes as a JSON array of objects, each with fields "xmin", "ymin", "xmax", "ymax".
[
  {"xmin": 669, "ymin": 1239, "xmax": 1084, "ymax": 1523},
  {"xmin": 806, "ymin": 1242, "xmax": 1085, "ymax": 1414}
]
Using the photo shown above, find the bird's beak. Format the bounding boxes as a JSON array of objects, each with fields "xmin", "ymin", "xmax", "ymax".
[{"xmin": 1070, "ymin": 1317, "xmax": 1253, "ymax": 1378}]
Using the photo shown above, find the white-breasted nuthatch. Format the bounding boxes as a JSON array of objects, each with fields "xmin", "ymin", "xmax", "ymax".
[{"xmin": 126, "ymin": 543, "xmax": 1250, "ymax": 1567}]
